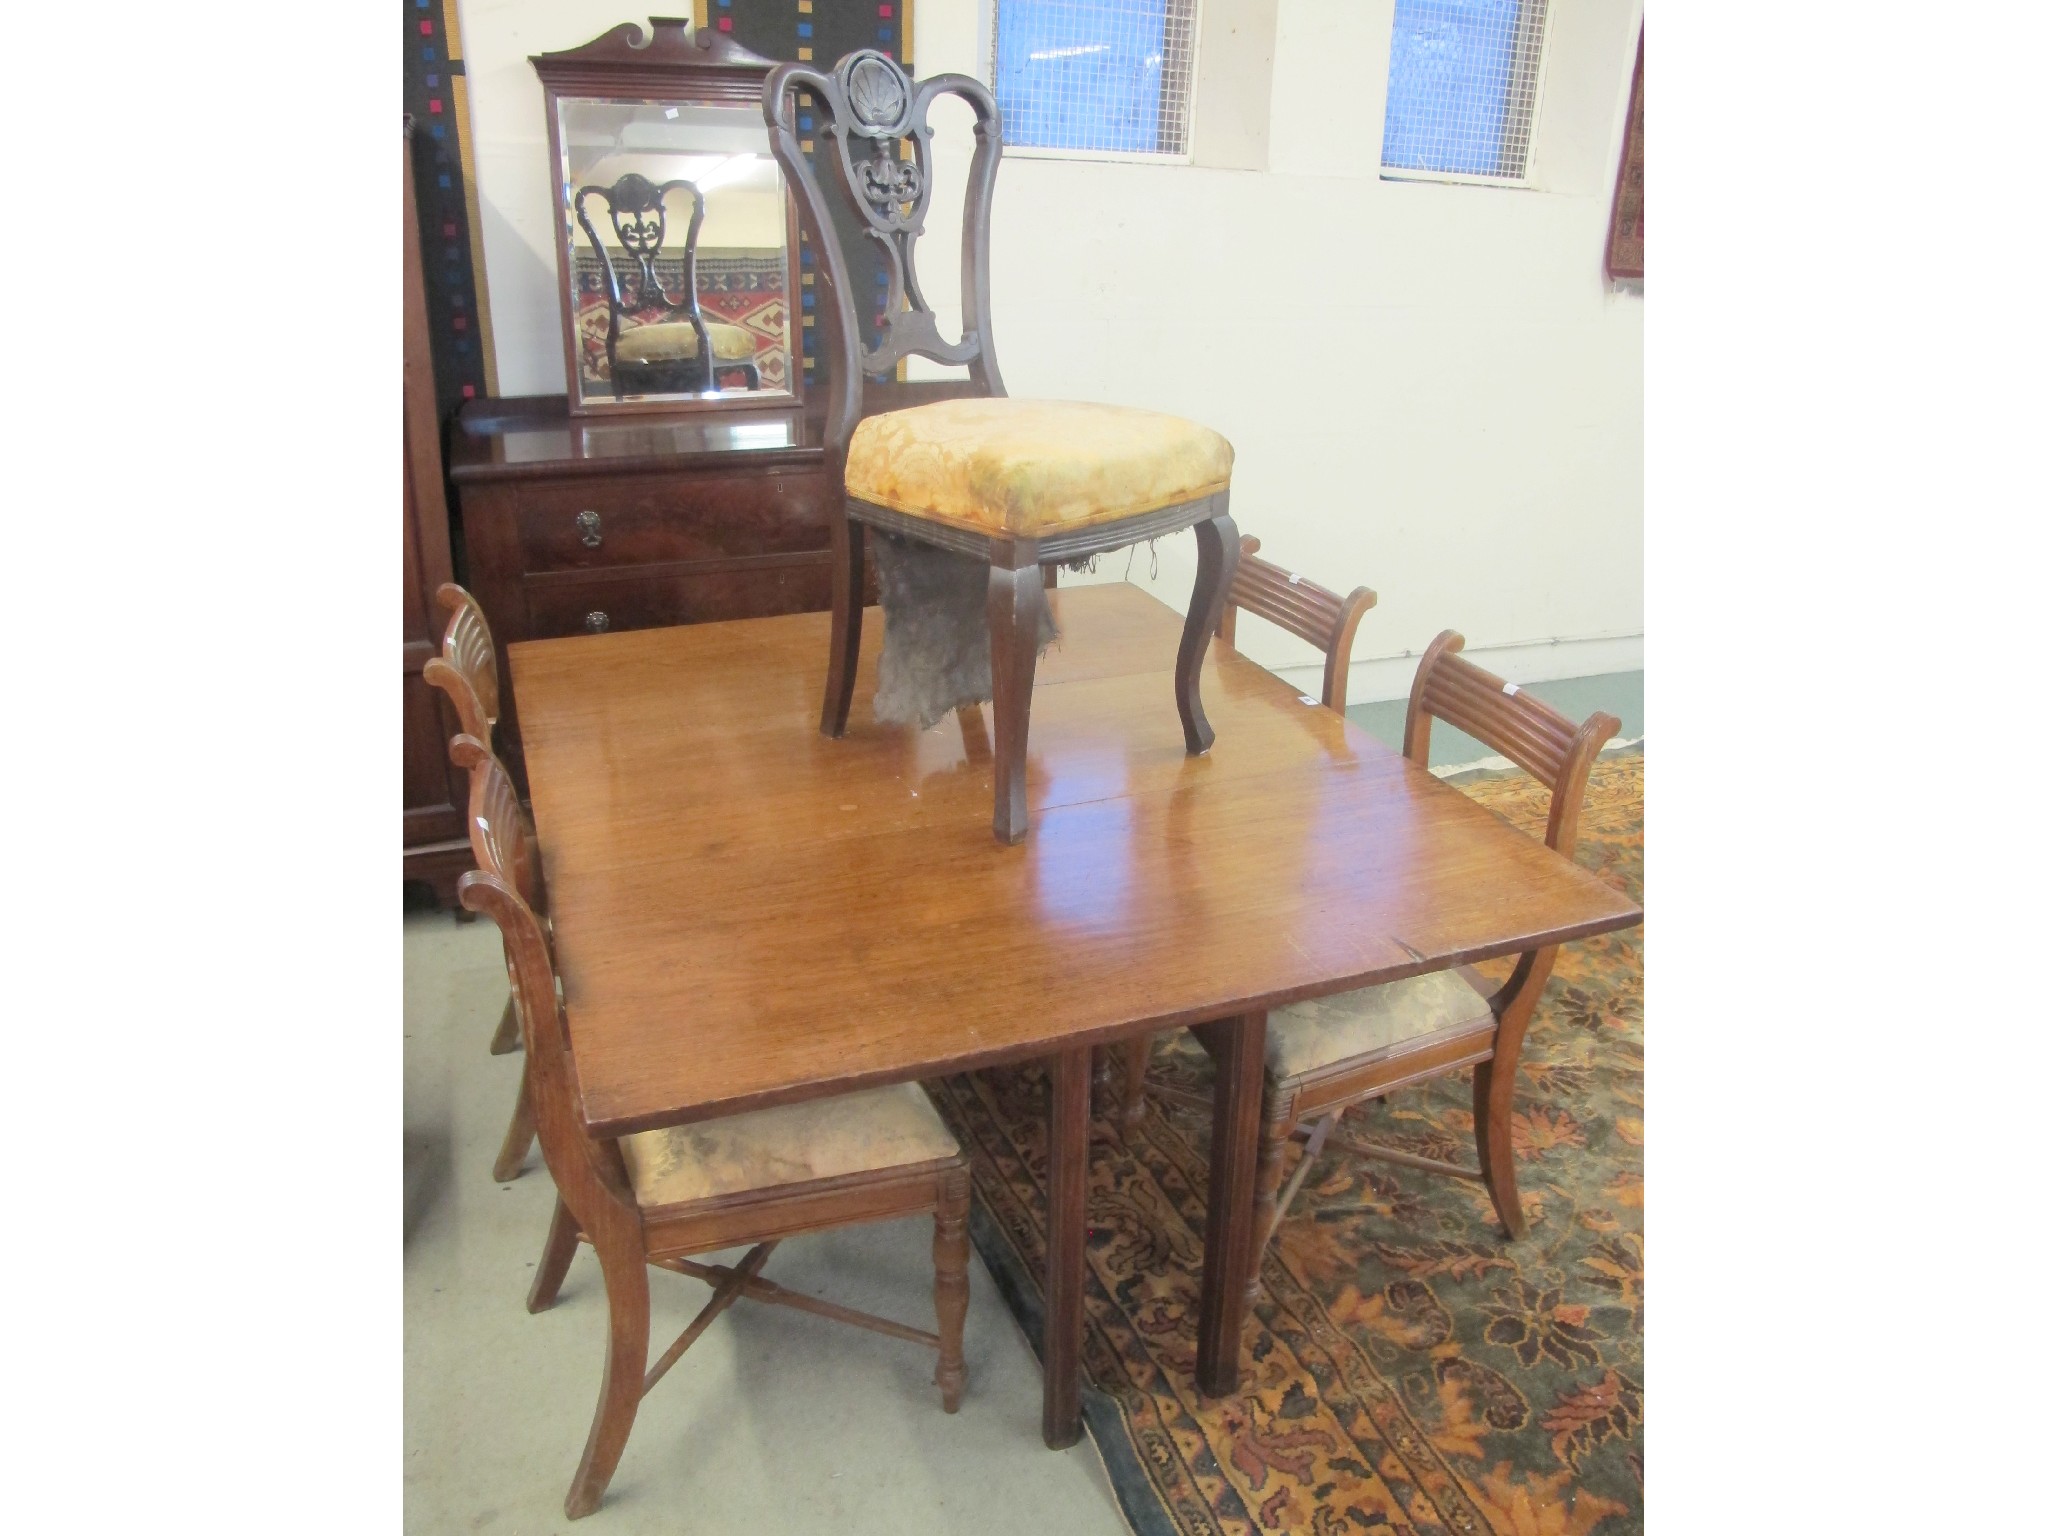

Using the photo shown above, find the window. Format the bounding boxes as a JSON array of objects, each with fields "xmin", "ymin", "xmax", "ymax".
[
  {"xmin": 1382, "ymin": 0, "xmax": 1550, "ymax": 183},
  {"xmin": 992, "ymin": 1, "xmax": 1200, "ymax": 159}
]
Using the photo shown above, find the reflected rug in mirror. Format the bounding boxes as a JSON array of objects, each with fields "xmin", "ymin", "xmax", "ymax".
[{"xmin": 928, "ymin": 751, "xmax": 1644, "ymax": 1535}]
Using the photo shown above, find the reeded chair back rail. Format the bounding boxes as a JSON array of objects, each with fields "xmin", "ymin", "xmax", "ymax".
[
  {"xmin": 1217, "ymin": 535, "xmax": 1378, "ymax": 711},
  {"xmin": 457, "ymin": 742, "xmax": 972, "ymax": 1520},
  {"xmin": 422, "ymin": 583, "xmax": 500, "ymax": 745},
  {"xmin": 424, "ymin": 585, "xmax": 539, "ymax": 1180},
  {"xmin": 763, "ymin": 49, "xmax": 1241, "ymax": 843}
]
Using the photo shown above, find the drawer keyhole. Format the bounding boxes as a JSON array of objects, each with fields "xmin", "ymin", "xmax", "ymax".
[
  {"xmin": 584, "ymin": 610, "xmax": 611, "ymax": 634},
  {"xmin": 575, "ymin": 510, "xmax": 603, "ymax": 548}
]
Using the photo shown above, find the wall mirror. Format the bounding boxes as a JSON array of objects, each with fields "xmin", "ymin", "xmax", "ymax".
[{"xmin": 535, "ymin": 19, "xmax": 798, "ymax": 417}]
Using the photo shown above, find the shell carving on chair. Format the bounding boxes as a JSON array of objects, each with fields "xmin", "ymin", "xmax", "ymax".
[{"xmin": 846, "ymin": 50, "xmax": 911, "ymax": 133}]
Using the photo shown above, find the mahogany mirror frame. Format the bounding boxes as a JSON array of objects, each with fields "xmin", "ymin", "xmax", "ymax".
[{"xmin": 532, "ymin": 17, "xmax": 804, "ymax": 419}]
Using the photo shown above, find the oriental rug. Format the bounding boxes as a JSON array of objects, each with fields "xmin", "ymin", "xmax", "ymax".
[{"xmin": 928, "ymin": 751, "xmax": 1645, "ymax": 1535}]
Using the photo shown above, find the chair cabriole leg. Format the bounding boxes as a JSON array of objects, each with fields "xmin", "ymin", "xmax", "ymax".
[
  {"xmin": 1176, "ymin": 511, "xmax": 1240, "ymax": 755},
  {"xmin": 821, "ymin": 513, "xmax": 865, "ymax": 738}
]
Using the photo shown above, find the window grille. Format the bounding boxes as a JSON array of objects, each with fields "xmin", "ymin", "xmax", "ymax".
[
  {"xmin": 992, "ymin": 1, "xmax": 1199, "ymax": 159},
  {"xmin": 1382, "ymin": 0, "xmax": 1549, "ymax": 182}
]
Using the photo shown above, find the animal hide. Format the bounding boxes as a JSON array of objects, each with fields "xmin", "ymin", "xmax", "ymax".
[{"xmin": 871, "ymin": 533, "xmax": 1059, "ymax": 730}]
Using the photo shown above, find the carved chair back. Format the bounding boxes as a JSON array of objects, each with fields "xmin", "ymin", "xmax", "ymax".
[
  {"xmin": 574, "ymin": 171, "xmax": 714, "ymax": 387},
  {"xmin": 763, "ymin": 49, "xmax": 1005, "ymax": 461},
  {"xmin": 422, "ymin": 583, "xmax": 499, "ymax": 745},
  {"xmin": 1403, "ymin": 632, "xmax": 1620, "ymax": 858},
  {"xmin": 449, "ymin": 732, "xmax": 546, "ymax": 913},
  {"xmin": 456, "ymin": 744, "xmax": 636, "ymax": 1239},
  {"xmin": 1218, "ymin": 536, "xmax": 1378, "ymax": 711}
]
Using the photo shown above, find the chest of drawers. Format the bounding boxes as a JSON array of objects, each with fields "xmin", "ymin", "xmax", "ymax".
[{"xmin": 449, "ymin": 388, "xmax": 967, "ymax": 781}]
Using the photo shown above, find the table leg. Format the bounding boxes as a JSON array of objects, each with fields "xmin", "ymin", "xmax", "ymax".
[
  {"xmin": 1042, "ymin": 1045, "xmax": 1091, "ymax": 1448},
  {"xmin": 1191, "ymin": 1011, "xmax": 1266, "ymax": 1396}
]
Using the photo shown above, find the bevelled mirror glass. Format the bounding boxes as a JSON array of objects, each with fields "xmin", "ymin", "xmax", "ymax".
[{"xmin": 534, "ymin": 21, "xmax": 798, "ymax": 417}]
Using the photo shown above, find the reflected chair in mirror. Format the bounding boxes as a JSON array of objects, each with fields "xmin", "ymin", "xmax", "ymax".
[
  {"xmin": 765, "ymin": 49, "xmax": 1240, "ymax": 844},
  {"xmin": 1116, "ymin": 537, "xmax": 1378, "ymax": 1129},
  {"xmin": 456, "ymin": 741, "xmax": 973, "ymax": 1520},
  {"xmin": 576, "ymin": 172, "xmax": 762, "ymax": 397},
  {"xmin": 422, "ymin": 583, "xmax": 539, "ymax": 1182},
  {"xmin": 1205, "ymin": 634, "xmax": 1618, "ymax": 1301}
]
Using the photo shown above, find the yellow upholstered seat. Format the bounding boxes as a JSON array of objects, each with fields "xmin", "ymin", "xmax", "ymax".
[
  {"xmin": 618, "ymin": 1081, "xmax": 960, "ymax": 1210},
  {"xmin": 846, "ymin": 398, "xmax": 1234, "ymax": 537},
  {"xmin": 1266, "ymin": 971, "xmax": 1496, "ymax": 1084},
  {"xmin": 614, "ymin": 319, "xmax": 759, "ymax": 365}
]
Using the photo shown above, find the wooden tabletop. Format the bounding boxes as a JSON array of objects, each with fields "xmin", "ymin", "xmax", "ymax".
[{"xmin": 512, "ymin": 584, "xmax": 1642, "ymax": 1138}]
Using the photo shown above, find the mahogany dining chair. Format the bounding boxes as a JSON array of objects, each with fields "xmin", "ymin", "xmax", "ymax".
[
  {"xmin": 1221, "ymin": 633, "xmax": 1618, "ymax": 1297},
  {"xmin": 423, "ymin": 582, "xmax": 538, "ymax": 1181},
  {"xmin": 456, "ymin": 737, "xmax": 973, "ymax": 1520},
  {"xmin": 766, "ymin": 48, "xmax": 1241, "ymax": 844}
]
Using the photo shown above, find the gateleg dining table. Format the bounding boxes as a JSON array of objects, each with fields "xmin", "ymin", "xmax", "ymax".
[{"xmin": 509, "ymin": 581, "xmax": 1643, "ymax": 1448}]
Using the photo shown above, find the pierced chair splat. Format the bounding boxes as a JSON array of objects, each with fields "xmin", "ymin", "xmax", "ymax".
[
  {"xmin": 763, "ymin": 48, "xmax": 1241, "ymax": 844},
  {"xmin": 576, "ymin": 171, "xmax": 762, "ymax": 397},
  {"xmin": 456, "ymin": 742, "xmax": 974, "ymax": 1521}
]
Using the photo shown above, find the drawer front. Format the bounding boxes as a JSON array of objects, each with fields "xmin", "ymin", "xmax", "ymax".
[
  {"xmin": 523, "ymin": 556, "xmax": 838, "ymax": 639},
  {"xmin": 514, "ymin": 470, "xmax": 832, "ymax": 573}
]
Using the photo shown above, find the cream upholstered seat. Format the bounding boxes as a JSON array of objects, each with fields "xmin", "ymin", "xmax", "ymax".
[
  {"xmin": 1266, "ymin": 970, "xmax": 1496, "ymax": 1084},
  {"xmin": 618, "ymin": 1081, "xmax": 960, "ymax": 1210},
  {"xmin": 614, "ymin": 318, "xmax": 759, "ymax": 365},
  {"xmin": 846, "ymin": 398, "xmax": 1234, "ymax": 537}
]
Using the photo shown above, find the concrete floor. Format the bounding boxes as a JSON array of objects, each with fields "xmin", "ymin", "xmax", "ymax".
[{"xmin": 404, "ymin": 914, "xmax": 1128, "ymax": 1535}]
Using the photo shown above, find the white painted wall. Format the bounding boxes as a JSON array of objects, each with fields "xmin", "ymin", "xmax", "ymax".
[{"xmin": 457, "ymin": 0, "xmax": 1643, "ymax": 701}]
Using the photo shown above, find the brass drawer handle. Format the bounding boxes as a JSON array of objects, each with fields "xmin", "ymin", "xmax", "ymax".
[
  {"xmin": 575, "ymin": 510, "xmax": 603, "ymax": 548},
  {"xmin": 584, "ymin": 610, "xmax": 611, "ymax": 634}
]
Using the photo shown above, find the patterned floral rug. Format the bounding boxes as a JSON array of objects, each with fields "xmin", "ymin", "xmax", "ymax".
[{"xmin": 928, "ymin": 751, "xmax": 1644, "ymax": 1535}]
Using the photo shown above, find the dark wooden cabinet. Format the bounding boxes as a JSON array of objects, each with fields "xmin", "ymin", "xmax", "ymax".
[
  {"xmin": 448, "ymin": 382, "xmax": 973, "ymax": 782},
  {"xmin": 402, "ymin": 125, "xmax": 473, "ymax": 910}
]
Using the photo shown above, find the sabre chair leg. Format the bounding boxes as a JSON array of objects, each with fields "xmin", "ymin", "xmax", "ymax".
[
  {"xmin": 490, "ymin": 995, "xmax": 521, "ymax": 1055},
  {"xmin": 986, "ymin": 556, "xmax": 1047, "ymax": 845},
  {"xmin": 1120, "ymin": 1033, "xmax": 1155, "ymax": 1134},
  {"xmin": 564, "ymin": 1238, "xmax": 650, "ymax": 1521},
  {"xmin": 933, "ymin": 1165, "xmax": 971, "ymax": 1412},
  {"xmin": 528, "ymin": 1195, "xmax": 581, "ymax": 1314},
  {"xmin": 821, "ymin": 514, "xmax": 866, "ymax": 739},
  {"xmin": 494, "ymin": 1059, "xmax": 537, "ymax": 1183},
  {"xmin": 1176, "ymin": 510, "xmax": 1240, "ymax": 755},
  {"xmin": 1245, "ymin": 1108, "xmax": 1294, "ymax": 1307},
  {"xmin": 1472, "ymin": 1058, "xmax": 1526, "ymax": 1240}
]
